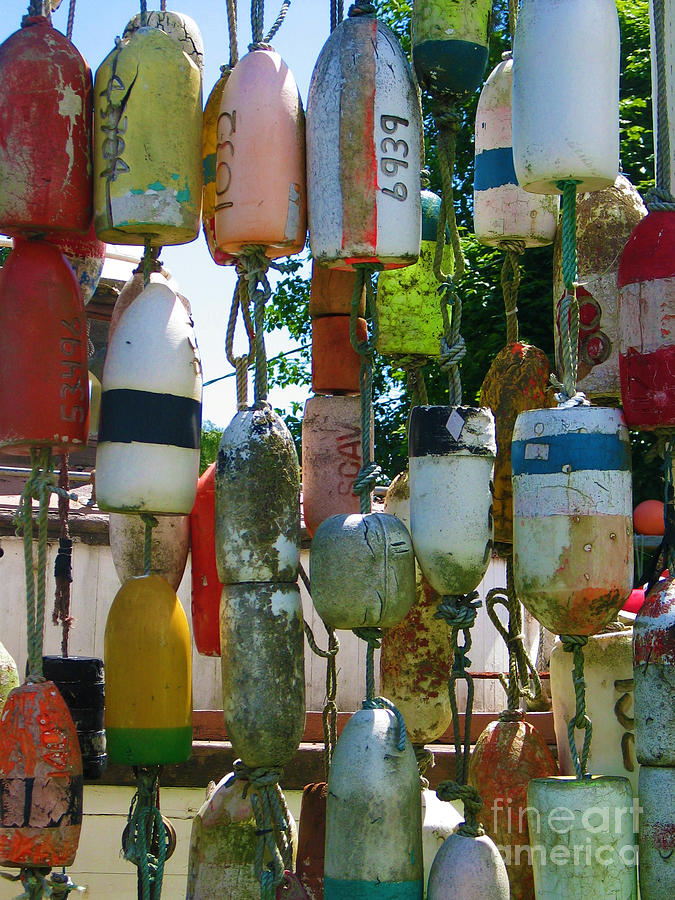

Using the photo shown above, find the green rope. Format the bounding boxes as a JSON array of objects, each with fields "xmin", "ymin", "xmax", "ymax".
[
  {"xmin": 141, "ymin": 241, "xmax": 161, "ymax": 288},
  {"xmin": 560, "ymin": 635, "xmax": 593, "ymax": 779},
  {"xmin": 330, "ymin": 0, "xmax": 344, "ymax": 31},
  {"xmin": 662, "ymin": 439, "xmax": 675, "ymax": 574},
  {"xmin": 225, "ymin": 275, "xmax": 255, "ymax": 410},
  {"xmin": 508, "ymin": 0, "xmax": 519, "ymax": 45},
  {"xmin": 499, "ymin": 240, "xmax": 525, "ymax": 346},
  {"xmin": 349, "ymin": 265, "xmax": 382, "ymax": 513},
  {"xmin": 647, "ymin": 0, "xmax": 675, "ymax": 210},
  {"xmin": 141, "ymin": 514, "xmax": 158, "ymax": 577},
  {"xmin": 302, "ymin": 611, "xmax": 340, "ymax": 777},
  {"xmin": 2, "ymin": 868, "xmax": 50, "ymax": 900},
  {"xmin": 27, "ymin": 1, "xmax": 44, "ymax": 18},
  {"xmin": 352, "ymin": 627, "xmax": 407, "ymax": 751},
  {"xmin": 122, "ymin": 768, "xmax": 168, "ymax": 900},
  {"xmin": 238, "ymin": 246, "xmax": 275, "ymax": 404},
  {"xmin": 434, "ymin": 593, "xmax": 485, "ymax": 837}
]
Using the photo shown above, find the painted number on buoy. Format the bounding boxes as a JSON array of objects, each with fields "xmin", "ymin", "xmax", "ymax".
[
  {"xmin": 60, "ymin": 317, "xmax": 86, "ymax": 424},
  {"xmin": 337, "ymin": 425, "xmax": 361, "ymax": 494},
  {"xmin": 380, "ymin": 115, "xmax": 409, "ymax": 201},
  {"xmin": 215, "ymin": 109, "xmax": 236, "ymax": 210}
]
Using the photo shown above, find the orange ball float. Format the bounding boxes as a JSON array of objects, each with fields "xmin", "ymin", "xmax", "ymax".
[
  {"xmin": 633, "ymin": 499, "xmax": 665, "ymax": 535},
  {"xmin": 311, "ymin": 315, "xmax": 367, "ymax": 395}
]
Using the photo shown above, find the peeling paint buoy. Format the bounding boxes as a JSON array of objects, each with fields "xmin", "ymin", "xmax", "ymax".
[{"xmin": 638, "ymin": 765, "xmax": 675, "ymax": 899}]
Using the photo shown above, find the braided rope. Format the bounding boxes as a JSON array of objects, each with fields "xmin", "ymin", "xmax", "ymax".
[
  {"xmin": 249, "ymin": 0, "xmax": 291, "ymax": 50},
  {"xmin": 649, "ymin": 0, "xmax": 675, "ymax": 209},
  {"xmin": 663, "ymin": 439, "xmax": 675, "ymax": 573},
  {"xmin": 499, "ymin": 240, "xmax": 525, "ymax": 345},
  {"xmin": 394, "ymin": 355, "xmax": 429, "ymax": 408},
  {"xmin": 122, "ymin": 767, "xmax": 168, "ymax": 900},
  {"xmin": 227, "ymin": 0, "xmax": 239, "ymax": 66},
  {"xmin": 302, "ymin": 613, "xmax": 340, "ymax": 776},
  {"xmin": 65, "ymin": 0, "xmax": 76, "ymax": 38},
  {"xmin": 508, "ymin": 0, "xmax": 519, "ymax": 45},
  {"xmin": 560, "ymin": 635, "xmax": 593, "ymax": 778},
  {"xmin": 140, "ymin": 1, "xmax": 147, "ymax": 28},
  {"xmin": 330, "ymin": 0, "xmax": 344, "ymax": 31},
  {"xmin": 238, "ymin": 246, "xmax": 276, "ymax": 404},
  {"xmin": 226, "ymin": 275, "xmax": 256, "ymax": 409},
  {"xmin": 141, "ymin": 240, "xmax": 161, "ymax": 288},
  {"xmin": 352, "ymin": 627, "xmax": 407, "ymax": 751}
]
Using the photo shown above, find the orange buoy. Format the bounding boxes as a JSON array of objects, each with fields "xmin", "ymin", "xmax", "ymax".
[
  {"xmin": 202, "ymin": 69, "xmax": 235, "ymax": 266},
  {"xmin": 633, "ymin": 499, "xmax": 665, "ymax": 536},
  {"xmin": 311, "ymin": 316, "xmax": 366, "ymax": 395},
  {"xmin": 190, "ymin": 463, "xmax": 222, "ymax": 656},
  {"xmin": 0, "ymin": 681, "xmax": 83, "ymax": 868},
  {"xmin": 0, "ymin": 15, "xmax": 92, "ymax": 236},
  {"xmin": 0, "ymin": 240, "xmax": 89, "ymax": 454}
]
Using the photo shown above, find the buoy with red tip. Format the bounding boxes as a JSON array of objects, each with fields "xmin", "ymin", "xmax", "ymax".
[
  {"xmin": 0, "ymin": 240, "xmax": 89, "ymax": 454},
  {"xmin": 307, "ymin": 8, "xmax": 422, "ymax": 270},
  {"xmin": 214, "ymin": 48, "xmax": 306, "ymax": 258},
  {"xmin": 109, "ymin": 511, "xmax": 190, "ymax": 591},
  {"xmin": 96, "ymin": 281, "xmax": 202, "ymax": 516},
  {"xmin": 0, "ymin": 14, "xmax": 93, "ymax": 236},
  {"xmin": 190, "ymin": 463, "xmax": 222, "ymax": 657}
]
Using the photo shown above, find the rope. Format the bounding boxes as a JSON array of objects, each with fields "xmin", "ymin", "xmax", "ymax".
[
  {"xmin": 122, "ymin": 767, "xmax": 168, "ymax": 900},
  {"xmin": 647, "ymin": 0, "xmax": 675, "ymax": 211},
  {"xmin": 330, "ymin": 0, "xmax": 344, "ymax": 31},
  {"xmin": 65, "ymin": 0, "xmax": 76, "ymax": 38},
  {"xmin": 508, "ymin": 0, "xmax": 519, "ymax": 45},
  {"xmin": 160, "ymin": 0, "xmax": 166, "ymax": 10},
  {"xmin": 434, "ymin": 593, "xmax": 485, "ymax": 837},
  {"xmin": 48, "ymin": 871, "xmax": 85, "ymax": 897},
  {"xmin": 249, "ymin": 0, "xmax": 291, "ymax": 51},
  {"xmin": 141, "ymin": 241, "xmax": 161, "ymax": 289},
  {"xmin": 232, "ymin": 761, "xmax": 293, "ymax": 899},
  {"xmin": 141, "ymin": 514, "xmax": 159, "ymax": 577},
  {"xmin": 140, "ymin": 1, "xmax": 148, "ymax": 28},
  {"xmin": 560, "ymin": 635, "xmax": 592, "ymax": 779},
  {"xmin": 348, "ymin": 1, "xmax": 375, "ymax": 16},
  {"xmin": 662, "ymin": 439, "xmax": 675, "ymax": 574},
  {"xmin": 499, "ymin": 240, "xmax": 524, "ymax": 345},
  {"xmin": 394, "ymin": 355, "xmax": 429, "ymax": 408},
  {"xmin": 414, "ymin": 744, "xmax": 435, "ymax": 790},
  {"xmin": 349, "ymin": 266, "xmax": 382, "ymax": 513},
  {"xmin": 27, "ymin": 1, "xmax": 43, "ymax": 17},
  {"xmin": 302, "ymin": 614, "xmax": 340, "ymax": 777},
  {"xmin": 352, "ymin": 627, "xmax": 407, "ymax": 752},
  {"xmin": 225, "ymin": 276, "xmax": 256, "ymax": 409},
  {"xmin": 53, "ymin": 455, "xmax": 73, "ymax": 658},
  {"xmin": 227, "ymin": 0, "xmax": 239, "ymax": 66}
]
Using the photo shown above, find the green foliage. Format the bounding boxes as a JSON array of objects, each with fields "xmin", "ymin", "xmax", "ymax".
[
  {"xmin": 200, "ymin": 419, "xmax": 221, "ymax": 474},
  {"xmin": 0, "ymin": 246, "xmax": 10, "ymax": 266}
]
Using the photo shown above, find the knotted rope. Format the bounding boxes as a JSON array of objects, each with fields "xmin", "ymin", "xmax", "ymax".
[
  {"xmin": 53, "ymin": 455, "xmax": 74, "ymax": 657},
  {"xmin": 560, "ymin": 635, "xmax": 592, "ymax": 779},
  {"xmin": 250, "ymin": 0, "xmax": 291, "ymax": 51},
  {"xmin": 122, "ymin": 767, "xmax": 169, "ymax": 900},
  {"xmin": 0, "ymin": 868, "xmax": 85, "ymax": 900},
  {"xmin": 394, "ymin": 355, "xmax": 429, "ymax": 410},
  {"xmin": 352, "ymin": 627, "xmax": 407, "ymax": 752},
  {"xmin": 140, "ymin": 240, "xmax": 162, "ymax": 289},
  {"xmin": 647, "ymin": 0, "xmax": 675, "ymax": 212}
]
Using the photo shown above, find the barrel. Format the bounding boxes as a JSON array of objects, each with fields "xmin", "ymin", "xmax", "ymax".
[
  {"xmin": 0, "ymin": 15, "xmax": 92, "ymax": 235},
  {"xmin": 553, "ymin": 175, "xmax": 646, "ymax": 404},
  {"xmin": 310, "ymin": 513, "xmax": 416, "ymax": 630},
  {"xmin": 220, "ymin": 582, "xmax": 305, "ymax": 768},
  {"xmin": 324, "ymin": 707, "xmax": 423, "ymax": 899},
  {"xmin": 123, "ymin": 10, "xmax": 204, "ymax": 70},
  {"xmin": 96, "ymin": 281, "xmax": 202, "ymax": 516},
  {"xmin": 512, "ymin": 0, "xmax": 620, "ymax": 194},
  {"xmin": 191, "ymin": 463, "xmax": 222, "ymax": 657},
  {"xmin": 550, "ymin": 630, "xmax": 638, "ymax": 794},
  {"xmin": 202, "ymin": 69, "xmax": 234, "ymax": 266},
  {"xmin": 638, "ymin": 765, "xmax": 675, "ymax": 899},
  {"xmin": 409, "ymin": 406, "xmax": 496, "ymax": 596},
  {"xmin": 427, "ymin": 833, "xmax": 510, "ymax": 899},
  {"xmin": 527, "ymin": 776, "xmax": 637, "ymax": 898},
  {"xmin": 215, "ymin": 403, "xmax": 300, "ymax": 584},
  {"xmin": 307, "ymin": 13, "xmax": 422, "ymax": 270},
  {"xmin": 296, "ymin": 782, "xmax": 327, "ymax": 900},
  {"xmin": 104, "ymin": 574, "xmax": 192, "ymax": 766},
  {"xmin": 309, "ymin": 263, "xmax": 365, "ymax": 317},
  {"xmin": 512, "ymin": 406, "xmax": 633, "ymax": 635},
  {"xmin": 0, "ymin": 641, "xmax": 19, "ymax": 716},
  {"xmin": 311, "ymin": 315, "xmax": 366, "ymax": 395},
  {"xmin": 0, "ymin": 681, "xmax": 82, "ymax": 868}
]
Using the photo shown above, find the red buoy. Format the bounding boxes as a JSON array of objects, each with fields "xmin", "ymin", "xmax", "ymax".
[
  {"xmin": 0, "ymin": 16, "xmax": 93, "ymax": 236},
  {"xmin": 190, "ymin": 463, "xmax": 222, "ymax": 657},
  {"xmin": 633, "ymin": 499, "xmax": 665, "ymax": 536}
]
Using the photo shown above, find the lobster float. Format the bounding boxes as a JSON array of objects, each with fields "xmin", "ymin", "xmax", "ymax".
[{"xmin": 190, "ymin": 463, "xmax": 222, "ymax": 657}]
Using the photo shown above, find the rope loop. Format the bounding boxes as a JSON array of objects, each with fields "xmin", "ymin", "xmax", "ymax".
[
  {"xmin": 645, "ymin": 186, "xmax": 675, "ymax": 212},
  {"xmin": 238, "ymin": 245, "xmax": 274, "ymax": 404},
  {"xmin": 354, "ymin": 621, "xmax": 408, "ymax": 751},
  {"xmin": 226, "ymin": 274, "xmax": 256, "ymax": 409},
  {"xmin": 561, "ymin": 635, "xmax": 593, "ymax": 778},
  {"xmin": 249, "ymin": 0, "xmax": 291, "ymax": 50}
]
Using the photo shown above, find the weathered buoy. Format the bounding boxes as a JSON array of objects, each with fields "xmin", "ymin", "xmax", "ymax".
[
  {"xmin": 215, "ymin": 404, "xmax": 299, "ymax": 584},
  {"xmin": 324, "ymin": 707, "xmax": 423, "ymax": 898},
  {"xmin": 220, "ymin": 582, "xmax": 304, "ymax": 768},
  {"xmin": 0, "ymin": 15, "xmax": 92, "ymax": 235},
  {"xmin": 310, "ymin": 513, "xmax": 416, "ymax": 629},
  {"xmin": 474, "ymin": 53, "xmax": 559, "ymax": 247},
  {"xmin": 104, "ymin": 574, "xmax": 192, "ymax": 766},
  {"xmin": 409, "ymin": 406, "xmax": 496, "ymax": 596},
  {"xmin": 468, "ymin": 717, "xmax": 559, "ymax": 899},
  {"xmin": 553, "ymin": 175, "xmax": 647, "ymax": 404},
  {"xmin": 309, "ymin": 263, "xmax": 365, "ymax": 317},
  {"xmin": 214, "ymin": 49, "xmax": 306, "ymax": 258},
  {"xmin": 311, "ymin": 316, "xmax": 366, "ymax": 395},
  {"xmin": 41, "ymin": 655, "xmax": 107, "ymax": 781},
  {"xmin": 376, "ymin": 190, "xmax": 450, "ymax": 357},
  {"xmin": 638, "ymin": 765, "xmax": 675, "ymax": 899},
  {"xmin": 0, "ymin": 681, "xmax": 83, "ymax": 868},
  {"xmin": 512, "ymin": 0, "xmax": 620, "ymax": 194},
  {"xmin": 380, "ymin": 472, "xmax": 453, "ymax": 745},
  {"xmin": 123, "ymin": 9, "xmax": 204, "ymax": 70},
  {"xmin": 427, "ymin": 833, "xmax": 510, "ymax": 900},
  {"xmin": 307, "ymin": 12, "xmax": 422, "ymax": 270},
  {"xmin": 296, "ymin": 782, "xmax": 326, "ymax": 900},
  {"xmin": 527, "ymin": 776, "xmax": 637, "ymax": 898},
  {"xmin": 633, "ymin": 576, "xmax": 675, "ymax": 766},
  {"xmin": 44, "ymin": 223, "xmax": 107, "ymax": 305},
  {"xmin": 109, "ymin": 511, "xmax": 189, "ymax": 591},
  {"xmin": 202, "ymin": 69, "xmax": 234, "ymax": 266},
  {"xmin": 412, "ymin": 0, "xmax": 492, "ymax": 96},
  {"xmin": 0, "ymin": 240, "xmax": 89, "ymax": 454},
  {"xmin": 618, "ymin": 211, "xmax": 675, "ymax": 429},
  {"xmin": 96, "ymin": 281, "xmax": 202, "ymax": 516},
  {"xmin": 512, "ymin": 406, "xmax": 633, "ymax": 635},
  {"xmin": 420, "ymin": 789, "xmax": 463, "ymax": 893},
  {"xmin": 301, "ymin": 395, "xmax": 368, "ymax": 537},
  {"xmin": 550, "ymin": 630, "xmax": 638, "ymax": 794},
  {"xmin": 191, "ymin": 463, "xmax": 222, "ymax": 657},
  {"xmin": 93, "ymin": 25, "xmax": 202, "ymax": 245},
  {"xmin": 0, "ymin": 641, "xmax": 19, "ymax": 716},
  {"xmin": 480, "ymin": 343, "xmax": 551, "ymax": 546}
]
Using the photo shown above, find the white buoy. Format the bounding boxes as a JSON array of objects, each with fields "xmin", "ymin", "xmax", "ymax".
[
  {"xmin": 427, "ymin": 832, "xmax": 509, "ymax": 899},
  {"xmin": 638, "ymin": 765, "xmax": 675, "ymax": 899},
  {"xmin": 109, "ymin": 512, "xmax": 189, "ymax": 591},
  {"xmin": 421, "ymin": 789, "xmax": 463, "ymax": 894}
]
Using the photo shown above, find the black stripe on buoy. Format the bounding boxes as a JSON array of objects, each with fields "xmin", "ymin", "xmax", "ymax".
[{"xmin": 99, "ymin": 389, "xmax": 201, "ymax": 449}]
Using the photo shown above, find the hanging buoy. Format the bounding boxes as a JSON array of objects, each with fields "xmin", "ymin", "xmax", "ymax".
[
  {"xmin": 633, "ymin": 576, "xmax": 675, "ymax": 766},
  {"xmin": 376, "ymin": 190, "xmax": 450, "ymax": 357},
  {"xmin": 108, "ymin": 268, "xmax": 182, "ymax": 338},
  {"xmin": 420, "ymin": 789, "xmax": 463, "ymax": 893},
  {"xmin": 480, "ymin": 343, "xmax": 551, "ymax": 546},
  {"xmin": 220, "ymin": 582, "xmax": 305, "ymax": 767},
  {"xmin": 93, "ymin": 25, "xmax": 202, "ymax": 245},
  {"xmin": 109, "ymin": 511, "xmax": 190, "ymax": 590},
  {"xmin": 202, "ymin": 69, "xmax": 234, "ymax": 266},
  {"xmin": 214, "ymin": 49, "xmax": 306, "ymax": 258},
  {"xmin": 104, "ymin": 574, "xmax": 192, "ymax": 766},
  {"xmin": 44, "ymin": 222, "xmax": 107, "ymax": 305},
  {"xmin": 301, "ymin": 395, "xmax": 367, "ymax": 537},
  {"xmin": 411, "ymin": 0, "xmax": 492, "ymax": 96},
  {"xmin": 468, "ymin": 716, "xmax": 559, "ymax": 899},
  {"xmin": 307, "ymin": 11, "xmax": 422, "ymax": 270},
  {"xmin": 324, "ymin": 707, "xmax": 423, "ymax": 898},
  {"xmin": 311, "ymin": 316, "xmax": 366, "ymax": 394},
  {"xmin": 512, "ymin": 0, "xmax": 620, "ymax": 194},
  {"xmin": 409, "ymin": 406, "xmax": 496, "ymax": 595},
  {"xmin": 123, "ymin": 9, "xmax": 204, "ymax": 70},
  {"xmin": 618, "ymin": 211, "xmax": 675, "ymax": 429},
  {"xmin": 527, "ymin": 776, "xmax": 637, "ymax": 897},
  {"xmin": 638, "ymin": 766, "xmax": 675, "ymax": 899},
  {"xmin": 0, "ymin": 681, "xmax": 83, "ymax": 868},
  {"xmin": 427, "ymin": 833, "xmax": 509, "ymax": 899},
  {"xmin": 96, "ymin": 281, "xmax": 202, "ymax": 515},
  {"xmin": 215, "ymin": 404, "xmax": 299, "ymax": 584},
  {"xmin": 379, "ymin": 472, "xmax": 453, "ymax": 745},
  {"xmin": 309, "ymin": 263, "xmax": 365, "ymax": 317},
  {"xmin": 553, "ymin": 175, "xmax": 646, "ymax": 404},
  {"xmin": 474, "ymin": 53, "xmax": 559, "ymax": 248},
  {"xmin": 550, "ymin": 630, "xmax": 638, "ymax": 794},
  {"xmin": 296, "ymin": 782, "xmax": 326, "ymax": 900},
  {"xmin": 42, "ymin": 655, "xmax": 107, "ymax": 781},
  {"xmin": 512, "ymin": 406, "xmax": 633, "ymax": 634},
  {"xmin": 0, "ymin": 240, "xmax": 89, "ymax": 454},
  {"xmin": 0, "ymin": 641, "xmax": 19, "ymax": 716},
  {"xmin": 633, "ymin": 499, "xmax": 665, "ymax": 535},
  {"xmin": 310, "ymin": 513, "xmax": 416, "ymax": 629},
  {"xmin": 0, "ymin": 15, "xmax": 92, "ymax": 235},
  {"xmin": 190, "ymin": 463, "xmax": 222, "ymax": 657}
]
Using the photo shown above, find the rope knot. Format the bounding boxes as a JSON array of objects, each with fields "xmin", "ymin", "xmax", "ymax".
[
  {"xmin": 348, "ymin": 1, "xmax": 376, "ymax": 15},
  {"xmin": 439, "ymin": 334, "xmax": 466, "ymax": 371},
  {"xmin": 645, "ymin": 186, "xmax": 675, "ymax": 212},
  {"xmin": 352, "ymin": 462, "xmax": 382, "ymax": 500},
  {"xmin": 435, "ymin": 593, "xmax": 481, "ymax": 630},
  {"xmin": 232, "ymin": 761, "xmax": 284, "ymax": 796},
  {"xmin": 436, "ymin": 781, "xmax": 485, "ymax": 837}
]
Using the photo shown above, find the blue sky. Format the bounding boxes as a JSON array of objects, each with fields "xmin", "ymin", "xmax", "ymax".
[{"xmin": 1, "ymin": 1, "xmax": 331, "ymax": 426}]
